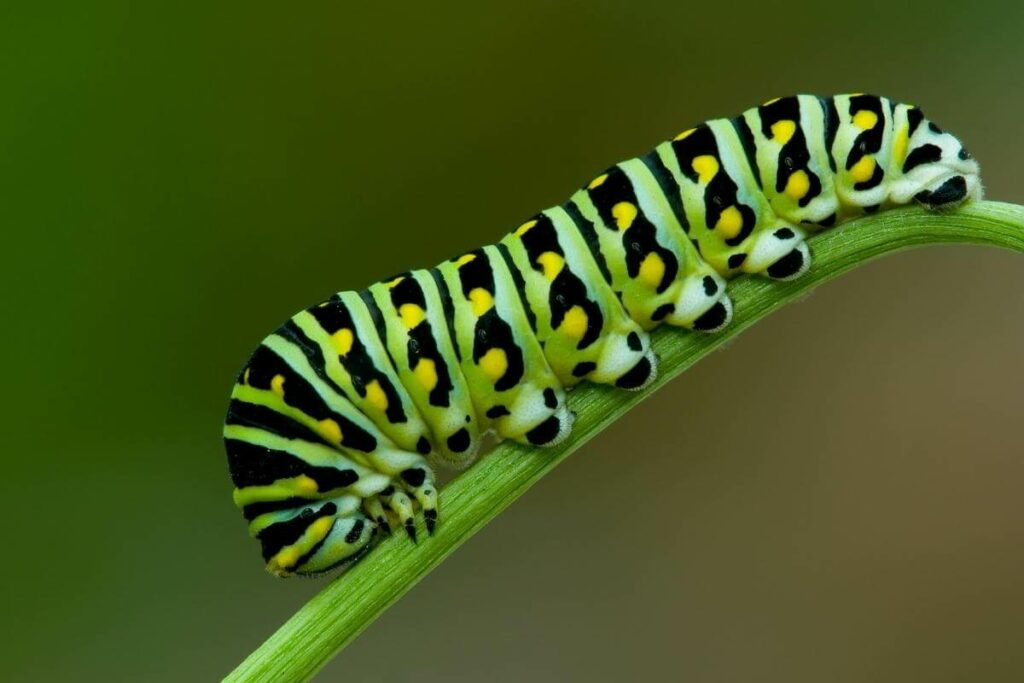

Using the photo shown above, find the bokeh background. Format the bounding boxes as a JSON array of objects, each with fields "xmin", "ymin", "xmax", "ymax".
[{"xmin": 3, "ymin": 2, "xmax": 1023, "ymax": 680}]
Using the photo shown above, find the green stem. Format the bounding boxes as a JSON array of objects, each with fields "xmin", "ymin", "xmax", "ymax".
[{"xmin": 225, "ymin": 200, "xmax": 1024, "ymax": 683}]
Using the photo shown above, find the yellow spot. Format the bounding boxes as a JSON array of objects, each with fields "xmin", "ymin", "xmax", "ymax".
[
  {"xmin": 691, "ymin": 155, "xmax": 719, "ymax": 184},
  {"xmin": 853, "ymin": 110, "xmax": 878, "ymax": 130},
  {"xmin": 479, "ymin": 347, "xmax": 508, "ymax": 381},
  {"xmin": 398, "ymin": 303, "xmax": 425, "ymax": 329},
  {"xmin": 536, "ymin": 251, "xmax": 564, "ymax": 280},
  {"xmin": 270, "ymin": 374, "xmax": 286, "ymax": 397},
  {"xmin": 771, "ymin": 120, "xmax": 797, "ymax": 145},
  {"xmin": 318, "ymin": 419, "xmax": 343, "ymax": 445},
  {"xmin": 386, "ymin": 275, "xmax": 405, "ymax": 289},
  {"xmin": 638, "ymin": 252, "xmax": 665, "ymax": 288},
  {"xmin": 271, "ymin": 547, "xmax": 300, "ymax": 571},
  {"xmin": 242, "ymin": 368, "xmax": 250, "ymax": 385},
  {"xmin": 364, "ymin": 379, "xmax": 388, "ymax": 412},
  {"xmin": 762, "ymin": 97, "xmax": 780, "ymax": 106},
  {"xmin": 784, "ymin": 170, "xmax": 810, "ymax": 200},
  {"xmin": 330, "ymin": 328, "xmax": 354, "ymax": 356},
  {"xmin": 673, "ymin": 128, "xmax": 695, "ymax": 141},
  {"xmin": 413, "ymin": 358, "xmax": 438, "ymax": 392},
  {"xmin": 295, "ymin": 475, "xmax": 319, "ymax": 495},
  {"xmin": 468, "ymin": 287, "xmax": 494, "ymax": 316},
  {"xmin": 514, "ymin": 219, "xmax": 537, "ymax": 236},
  {"xmin": 309, "ymin": 516, "xmax": 334, "ymax": 539},
  {"xmin": 454, "ymin": 253, "xmax": 476, "ymax": 268},
  {"xmin": 611, "ymin": 201, "xmax": 638, "ymax": 230},
  {"xmin": 849, "ymin": 155, "xmax": 876, "ymax": 183},
  {"xmin": 715, "ymin": 206, "xmax": 744, "ymax": 240},
  {"xmin": 562, "ymin": 305, "xmax": 588, "ymax": 339},
  {"xmin": 587, "ymin": 174, "xmax": 608, "ymax": 189},
  {"xmin": 893, "ymin": 124, "xmax": 910, "ymax": 167}
]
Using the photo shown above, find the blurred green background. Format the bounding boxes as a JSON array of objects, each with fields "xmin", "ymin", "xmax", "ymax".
[{"xmin": 3, "ymin": 1, "xmax": 1023, "ymax": 680}]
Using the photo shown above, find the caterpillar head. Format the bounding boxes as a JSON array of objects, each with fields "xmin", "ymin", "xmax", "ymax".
[
  {"xmin": 890, "ymin": 107, "xmax": 983, "ymax": 208},
  {"xmin": 254, "ymin": 497, "xmax": 378, "ymax": 578},
  {"xmin": 226, "ymin": 399, "xmax": 394, "ymax": 577}
]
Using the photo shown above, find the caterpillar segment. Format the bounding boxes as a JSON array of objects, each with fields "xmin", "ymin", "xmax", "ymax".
[
  {"xmin": 571, "ymin": 159, "xmax": 732, "ymax": 332},
  {"xmin": 364, "ymin": 271, "xmax": 482, "ymax": 470},
  {"xmin": 225, "ymin": 325, "xmax": 438, "ymax": 574},
  {"xmin": 290, "ymin": 292, "xmax": 432, "ymax": 456},
  {"xmin": 434, "ymin": 246, "xmax": 574, "ymax": 448},
  {"xmin": 656, "ymin": 118, "xmax": 810, "ymax": 281},
  {"xmin": 224, "ymin": 94, "xmax": 981, "ymax": 576},
  {"xmin": 889, "ymin": 102, "xmax": 982, "ymax": 207},
  {"xmin": 500, "ymin": 208, "xmax": 658, "ymax": 391}
]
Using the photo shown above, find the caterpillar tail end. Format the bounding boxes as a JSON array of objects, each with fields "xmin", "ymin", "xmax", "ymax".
[{"xmin": 913, "ymin": 172, "xmax": 982, "ymax": 210}]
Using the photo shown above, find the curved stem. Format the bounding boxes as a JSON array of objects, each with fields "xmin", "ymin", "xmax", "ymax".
[{"xmin": 225, "ymin": 200, "xmax": 1024, "ymax": 683}]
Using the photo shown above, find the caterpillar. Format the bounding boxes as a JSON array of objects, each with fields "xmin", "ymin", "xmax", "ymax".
[{"xmin": 224, "ymin": 94, "xmax": 981, "ymax": 577}]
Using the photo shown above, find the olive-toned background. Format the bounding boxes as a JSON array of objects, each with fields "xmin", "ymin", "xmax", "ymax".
[{"xmin": 3, "ymin": 2, "xmax": 1023, "ymax": 681}]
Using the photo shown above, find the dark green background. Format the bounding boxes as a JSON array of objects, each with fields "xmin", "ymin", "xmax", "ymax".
[{"xmin": 4, "ymin": 2, "xmax": 1023, "ymax": 681}]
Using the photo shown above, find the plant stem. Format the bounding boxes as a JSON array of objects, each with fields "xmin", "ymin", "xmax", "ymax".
[{"xmin": 225, "ymin": 200, "xmax": 1024, "ymax": 683}]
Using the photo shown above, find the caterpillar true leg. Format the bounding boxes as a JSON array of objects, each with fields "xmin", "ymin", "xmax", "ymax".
[
  {"xmin": 378, "ymin": 485, "xmax": 417, "ymax": 541},
  {"xmin": 396, "ymin": 475, "xmax": 438, "ymax": 535},
  {"xmin": 225, "ymin": 93, "xmax": 982, "ymax": 576},
  {"xmin": 363, "ymin": 495, "xmax": 391, "ymax": 536}
]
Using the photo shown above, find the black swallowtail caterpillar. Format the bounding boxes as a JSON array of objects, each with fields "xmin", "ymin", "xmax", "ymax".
[{"xmin": 224, "ymin": 94, "xmax": 981, "ymax": 576}]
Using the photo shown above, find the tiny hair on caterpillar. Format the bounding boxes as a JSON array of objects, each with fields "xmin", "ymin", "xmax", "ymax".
[{"xmin": 223, "ymin": 94, "xmax": 981, "ymax": 577}]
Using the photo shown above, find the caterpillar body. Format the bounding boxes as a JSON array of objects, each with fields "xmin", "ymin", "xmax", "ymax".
[{"xmin": 224, "ymin": 94, "xmax": 981, "ymax": 576}]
